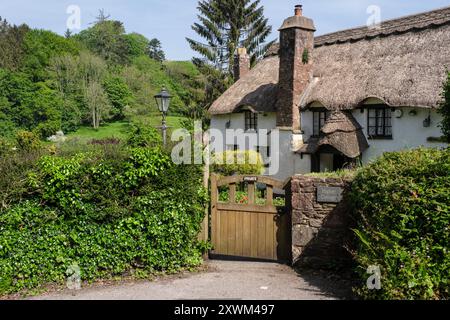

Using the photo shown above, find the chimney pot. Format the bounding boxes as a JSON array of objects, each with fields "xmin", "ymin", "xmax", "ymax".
[{"xmin": 295, "ymin": 5, "xmax": 303, "ymax": 16}]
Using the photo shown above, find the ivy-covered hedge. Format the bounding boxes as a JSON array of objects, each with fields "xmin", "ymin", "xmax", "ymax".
[
  {"xmin": 350, "ymin": 148, "xmax": 450, "ymax": 300},
  {"xmin": 0, "ymin": 146, "xmax": 207, "ymax": 295}
]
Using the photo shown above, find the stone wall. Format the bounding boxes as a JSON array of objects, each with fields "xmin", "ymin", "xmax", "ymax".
[{"xmin": 288, "ymin": 175, "xmax": 353, "ymax": 268}]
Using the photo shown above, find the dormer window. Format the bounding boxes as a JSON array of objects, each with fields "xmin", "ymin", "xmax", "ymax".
[
  {"xmin": 312, "ymin": 109, "xmax": 330, "ymax": 136},
  {"xmin": 367, "ymin": 106, "xmax": 392, "ymax": 139},
  {"xmin": 245, "ymin": 111, "xmax": 258, "ymax": 131}
]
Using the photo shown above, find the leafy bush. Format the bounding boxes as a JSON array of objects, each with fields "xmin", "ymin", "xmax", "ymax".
[
  {"xmin": 32, "ymin": 120, "xmax": 61, "ymax": 139},
  {"xmin": 0, "ymin": 148, "xmax": 44, "ymax": 211},
  {"xmin": 349, "ymin": 148, "xmax": 450, "ymax": 300},
  {"xmin": 126, "ymin": 122, "xmax": 162, "ymax": 148},
  {"xmin": 0, "ymin": 137, "xmax": 13, "ymax": 157},
  {"xmin": 211, "ymin": 150, "xmax": 265, "ymax": 176},
  {"xmin": 16, "ymin": 130, "xmax": 41, "ymax": 151},
  {"xmin": 0, "ymin": 146, "xmax": 207, "ymax": 295}
]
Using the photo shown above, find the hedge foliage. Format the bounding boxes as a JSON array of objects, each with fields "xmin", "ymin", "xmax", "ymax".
[
  {"xmin": 0, "ymin": 146, "xmax": 207, "ymax": 295},
  {"xmin": 350, "ymin": 148, "xmax": 450, "ymax": 300},
  {"xmin": 211, "ymin": 150, "xmax": 265, "ymax": 176}
]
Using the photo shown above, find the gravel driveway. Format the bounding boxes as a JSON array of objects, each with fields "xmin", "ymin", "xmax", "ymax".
[{"xmin": 31, "ymin": 260, "xmax": 353, "ymax": 300}]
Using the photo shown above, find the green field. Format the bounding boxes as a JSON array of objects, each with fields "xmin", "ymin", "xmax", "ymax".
[{"xmin": 66, "ymin": 115, "xmax": 186, "ymax": 144}]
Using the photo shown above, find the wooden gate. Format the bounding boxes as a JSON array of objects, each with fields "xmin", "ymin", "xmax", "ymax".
[{"xmin": 210, "ymin": 174, "xmax": 290, "ymax": 262}]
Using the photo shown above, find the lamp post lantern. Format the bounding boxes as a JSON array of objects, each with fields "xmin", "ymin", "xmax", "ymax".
[{"xmin": 154, "ymin": 88, "xmax": 172, "ymax": 146}]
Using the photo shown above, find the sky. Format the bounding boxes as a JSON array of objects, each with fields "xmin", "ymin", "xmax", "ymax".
[{"xmin": 1, "ymin": 0, "xmax": 449, "ymax": 61}]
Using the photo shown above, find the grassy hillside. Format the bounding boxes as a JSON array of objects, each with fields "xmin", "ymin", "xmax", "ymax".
[
  {"xmin": 65, "ymin": 115, "xmax": 186, "ymax": 144},
  {"xmin": 0, "ymin": 16, "xmax": 204, "ymax": 145}
]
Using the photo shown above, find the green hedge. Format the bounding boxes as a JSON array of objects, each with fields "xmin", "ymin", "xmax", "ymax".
[
  {"xmin": 350, "ymin": 148, "xmax": 450, "ymax": 300},
  {"xmin": 0, "ymin": 146, "xmax": 207, "ymax": 295},
  {"xmin": 211, "ymin": 150, "xmax": 265, "ymax": 176}
]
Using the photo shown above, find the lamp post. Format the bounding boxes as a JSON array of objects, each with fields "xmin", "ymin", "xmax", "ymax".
[{"xmin": 154, "ymin": 88, "xmax": 172, "ymax": 147}]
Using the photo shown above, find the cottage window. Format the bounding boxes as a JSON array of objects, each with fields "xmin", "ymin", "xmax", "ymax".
[
  {"xmin": 312, "ymin": 110, "xmax": 330, "ymax": 136},
  {"xmin": 367, "ymin": 107, "xmax": 392, "ymax": 139},
  {"xmin": 245, "ymin": 111, "xmax": 258, "ymax": 131}
]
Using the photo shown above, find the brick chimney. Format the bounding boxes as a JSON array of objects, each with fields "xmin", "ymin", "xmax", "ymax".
[
  {"xmin": 234, "ymin": 47, "xmax": 250, "ymax": 81},
  {"xmin": 275, "ymin": 5, "xmax": 316, "ymax": 130}
]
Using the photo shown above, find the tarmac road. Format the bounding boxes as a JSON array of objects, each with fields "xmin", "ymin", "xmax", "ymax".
[{"xmin": 31, "ymin": 260, "xmax": 353, "ymax": 300}]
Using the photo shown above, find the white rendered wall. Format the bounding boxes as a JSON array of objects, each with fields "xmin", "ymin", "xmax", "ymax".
[
  {"xmin": 352, "ymin": 107, "xmax": 447, "ymax": 164},
  {"xmin": 210, "ymin": 106, "xmax": 448, "ymax": 177},
  {"xmin": 301, "ymin": 105, "xmax": 447, "ymax": 166},
  {"xmin": 209, "ymin": 113, "xmax": 310, "ymax": 181}
]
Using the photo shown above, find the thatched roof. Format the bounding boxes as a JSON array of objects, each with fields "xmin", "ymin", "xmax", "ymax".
[
  {"xmin": 297, "ymin": 112, "xmax": 369, "ymax": 158},
  {"xmin": 208, "ymin": 56, "xmax": 279, "ymax": 115},
  {"xmin": 209, "ymin": 6, "xmax": 450, "ymax": 115}
]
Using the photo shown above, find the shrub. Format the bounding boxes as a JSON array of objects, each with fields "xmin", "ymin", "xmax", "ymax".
[
  {"xmin": 211, "ymin": 150, "xmax": 265, "ymax": 176},
  {"xmin": 126, "ymin": 122, "xmax": 162, "ymax": 148},
  {"xmin": 15, "ymin": 130, "xmax": 41, "ymax": 151},
  {"xmin": 0, "ymin": 137, "xmax": 13, "ymax": 157},
  {"xmin": 349, "ymin": 148, "xmax": 450, "ymax": 300},
  {"xmin": 0, "ymin": 148, "xmax": 44, "ymax": 210},
  {"xmin": 32, "ymin": 121, "xmax": 61, "ymax": 139},
  {"xmin": 89, "ymin": 138, "xmax": 122, "ymax": 146},
  {"xmin": 0, "ymin": 146, "xmax": 207, "ymax": 295}
]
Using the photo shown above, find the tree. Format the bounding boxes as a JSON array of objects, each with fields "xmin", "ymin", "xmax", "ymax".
[
  {"xmin": 0, "ymin": 68, "xmax": 62, "ymax": 135},
  {"xmin": 49, "ymin": 50, "xmax": 108, "ymax": 129},
  {"xmin": 95, "ymin": 9, "xmax": 111, "ymax": 24},
  {"xmin": 187, "ymin": 0, "xmax": 273, "ymax": 74},
  {"xmin": 103, "ymin": 76, "xmax": 133, "ymax": 119},
  {"xmin": 64, "ymin": 29, "xmax": 73, "ymax": 39},
  {"xmin": 439, "ymin": 72, "xmax": 450, "ymax": 142},
  {"xmin": 125, "ymin": 32, "xmax": 150, "ymax": 58},
  {"xmin": 85, "ymin": 81, "xmax": 110, "ymax": 129},
  {"xmin": 76, "ymin": 11, "xmax": 131, "ymax": 65},
  {"xmin": 0, "ymin": 17, "xmax": 30, "ymax": 71},
  {"xmin": 186, "ymin": 0, "xmax": 273, "ymax": 110},
  {"xmin": 147, "ymin": 38, "xmax": 166, "ymax": 62},
  {"xmin": 22, "ymin": 29, "xmax": 80, "ymax": 81}
]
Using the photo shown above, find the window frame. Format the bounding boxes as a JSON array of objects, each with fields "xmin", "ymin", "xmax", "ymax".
[
  {"xmin": 312, "ymin": 109, "xmax": 330, "ymax": 137},
  {"xmin": 367, "ymin": 105, "xmax": 393, "ymax": 140},
  {"xmin": 244, "ymin": 110, "xmax": 258, "ymax": 132}
]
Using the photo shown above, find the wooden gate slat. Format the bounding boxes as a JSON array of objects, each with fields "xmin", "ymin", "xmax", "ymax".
[
  {"xmin": 235, "ymin": 211, "xmax": 243, "ymax": 256},
  {"xmin": 250, "ymin": 213, "xmax": 258, "ymax": 258},
  {"xmin": 217, "ymin": 203, "xmax": 278, "ymax": 214},
  {"xmin": 229, "ymin": 183, "xmax": 236, "ymax": 204},
  {"xmin": 227, "ymin": 211, "xmax": 236, "ymax": 255},
  {"xmin": 243, "ymin": 212, "xmax": 251, "ymax": 257},
  {"xmin": 257, "ymin": 213, "xmax": 266, "ymax": 258},
  {"xmin": 266, "ymin": 213, "xmax": 275, "ymax": 260},
  {"xmin": 220, "ymin": 210, "xmax": 228, "ymax": 254},
  {"xmin": 248, "ymin": 182, "xmax": 255, "ymax": 205}
]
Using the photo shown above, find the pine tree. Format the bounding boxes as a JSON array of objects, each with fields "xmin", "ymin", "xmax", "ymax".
[
  {"xmin": 147, "ymin": 38, "xmax": 166, "ymax": 62},
  {"xmin": 186, "ymin": 0, "xmax": 274, "ymax": 109},
  {"xmin": 0, "ymin": 17, "xmax": 30, "ymax": 71},
  {"xmin": 94, "ymin": 9, "xmax": 111, "ymax": 24},
  {"xmin": 64, "ymin": 29, "xmax": 73, "ymax": 39},
  {"xmin": 187, "ymin": 0, "xmax": 273, "ymax": 74}
]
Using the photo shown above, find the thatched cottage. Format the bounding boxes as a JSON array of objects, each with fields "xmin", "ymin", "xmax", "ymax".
[{"xmin": 208, "ymin": 5, "xmax": 449, "ymax": 180}]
